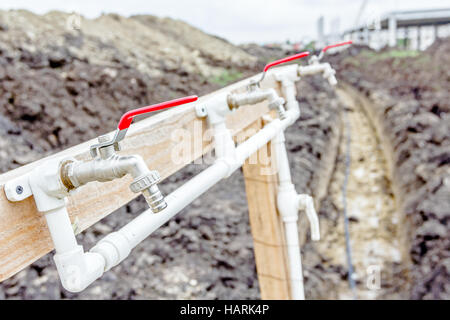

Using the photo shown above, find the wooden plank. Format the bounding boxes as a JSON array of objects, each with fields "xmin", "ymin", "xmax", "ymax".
[
  {"xmin": 242, "ymin": 119, "xmax": 291, "ymax": 300},
  {"xmin": 0, "ymin": 68, "xmax": 289, "ymax": 282}
]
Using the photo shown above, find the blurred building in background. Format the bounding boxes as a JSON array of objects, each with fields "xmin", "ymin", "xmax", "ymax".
[{"xmin": 343, "ymin": 8, "xmax": 450, "ymax": 50}]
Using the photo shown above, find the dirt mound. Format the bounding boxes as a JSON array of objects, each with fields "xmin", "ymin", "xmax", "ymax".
[
  {"xmin": 0, "ymin": 9, "xmax": 259, "ymax": 173},
  {"xmin": 334, "ymin": 39, "xmax": 450, "ymax": 299},
  {"xmin": 0, "ymin": 10, "xmax": 256, "ymax": 77}
]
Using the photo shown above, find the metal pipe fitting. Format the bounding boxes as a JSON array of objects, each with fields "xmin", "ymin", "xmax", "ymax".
[
  {"xmin": 61, "ymin": 135, "xmax": 167, "ymax": 213},
  {"xmin": 227, "ymin": 88, "xmax": 286, "ymax": 118}
]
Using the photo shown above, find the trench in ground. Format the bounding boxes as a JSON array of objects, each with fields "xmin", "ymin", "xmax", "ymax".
[{"xmin": 309, "ymin": 88, "xmax": 410, "ymax": 299}]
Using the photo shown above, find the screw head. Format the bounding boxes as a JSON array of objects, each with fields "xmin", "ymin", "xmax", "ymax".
[{"xmin": 16, "ymin": 185, "xmax": 23, "ymax": 194}]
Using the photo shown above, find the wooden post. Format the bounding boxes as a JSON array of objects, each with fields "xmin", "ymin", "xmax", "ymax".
[{"xmin": 242, "ymin": 119, "xmax": 291, "ymax": 300}]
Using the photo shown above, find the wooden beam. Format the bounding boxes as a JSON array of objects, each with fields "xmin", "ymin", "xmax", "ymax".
[
  {"xmin": 242, "ymin": 119, "xmax": 291, "ymax": 300},
  {"xmin": 0, "ymin": 69, "xmax": 289, "ymax": 282}
]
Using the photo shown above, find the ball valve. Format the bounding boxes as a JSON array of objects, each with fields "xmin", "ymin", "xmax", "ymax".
[
  {"xmin": 299, "ymin": 41, "xmax": 352, "ymax": 86},
  {"xmin": 4, "ymin": 95, "xmax": 198, "ymax": 292},
  {"xmin": 316, "ymin": 40, "xmax": 353, "ymax": 61},
  {"xmin": 227, "ymin": 52, "xmax": 310, "ymax": 120},
  {"xmin": 64, "ymin": 95, "xmax": 199, "ymax": 213}
]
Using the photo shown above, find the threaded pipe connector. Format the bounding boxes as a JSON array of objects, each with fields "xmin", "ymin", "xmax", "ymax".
[
  {"xmin": 130, "ymin": 171, "xmax": 167, "ymax": 213},
  {"xmin": 142, "ymin": 185, "xmax": 167, "ymax": 213}
]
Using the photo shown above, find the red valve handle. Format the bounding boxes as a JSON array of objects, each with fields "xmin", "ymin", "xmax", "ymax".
[
  {"xmin": 117, "ymin": 95, "xmax": 198, "ymax": 130},
  {"xmin": 263, "ymin": 51, "xmax": 310, "ymax": 72},
  {"xmin": 322, "ymin": 41, "xmax": 353, "ymax": 53}
]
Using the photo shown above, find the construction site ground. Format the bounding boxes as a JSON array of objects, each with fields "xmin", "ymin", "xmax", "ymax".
[{"xmin": 0, "ymin": 11, "xmax": 448, "ymax": 299}]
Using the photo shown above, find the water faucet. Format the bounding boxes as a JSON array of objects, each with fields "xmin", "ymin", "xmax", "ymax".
[
  {"xmin": 61, "ymin": 96, "xmax": 198, "ymax": 213},
  {"xmin": 226, "ymin": 52, "xmax": 310, "ymax": 119},
  {"xmin": 301, "ymin": 41, "xmax": 352, "ymax": 86},
  {"xmin": 3, "ymin": 95, "xmax": 198, "ymax": 292}
]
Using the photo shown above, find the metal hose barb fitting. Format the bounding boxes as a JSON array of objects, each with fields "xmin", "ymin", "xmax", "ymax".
[{"xmin": 130, "ymin": 171, "xmax": 167, "ymax": 213}]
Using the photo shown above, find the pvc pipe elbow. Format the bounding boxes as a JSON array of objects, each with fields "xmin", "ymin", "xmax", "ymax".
[{"xmin": 53, "ymin": 245, "xmax": 105, "ymax": 292}]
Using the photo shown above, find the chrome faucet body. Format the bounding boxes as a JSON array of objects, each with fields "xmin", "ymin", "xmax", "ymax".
[{"xmin": 61, "ymin": 134, "xmax": 167, "ymax": 213}]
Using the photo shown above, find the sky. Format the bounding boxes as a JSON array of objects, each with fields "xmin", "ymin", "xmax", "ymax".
[{"xmin": 0, "ymin": 0, "xmax": 448, "ymax": 44}]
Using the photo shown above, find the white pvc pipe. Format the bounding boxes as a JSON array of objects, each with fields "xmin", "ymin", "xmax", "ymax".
[
  {"xmin": 233, "ymin": 110, "xmax": 295, "ymax": 170},
  {"xmin": 120, "ymin": 160, "xmax": 229, "ymax": 249},
  {"xmin": 273, "ymin": 132, "xmax": 306, "ymax": 300},
  {"xmin": 284, "ymin": 220, "xmax": 305, "ymax": 300},
  {"xmin": 45, "ymin": 206, "xmax": 105, "ymax": 292},
  {"xmin": 274, "ymin": 132, "xmax": 292, "ymax": 185},
  {"xmin": 213, "ymin": 122, "xmax": 235, "ymax": 159},
  {"xmin": 93, "ymin": 108, "xmax": 299, "ymax": 270},
  {"xmin": 44, "ymin": 207, "xmax": 78, "ymax": 254}
]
